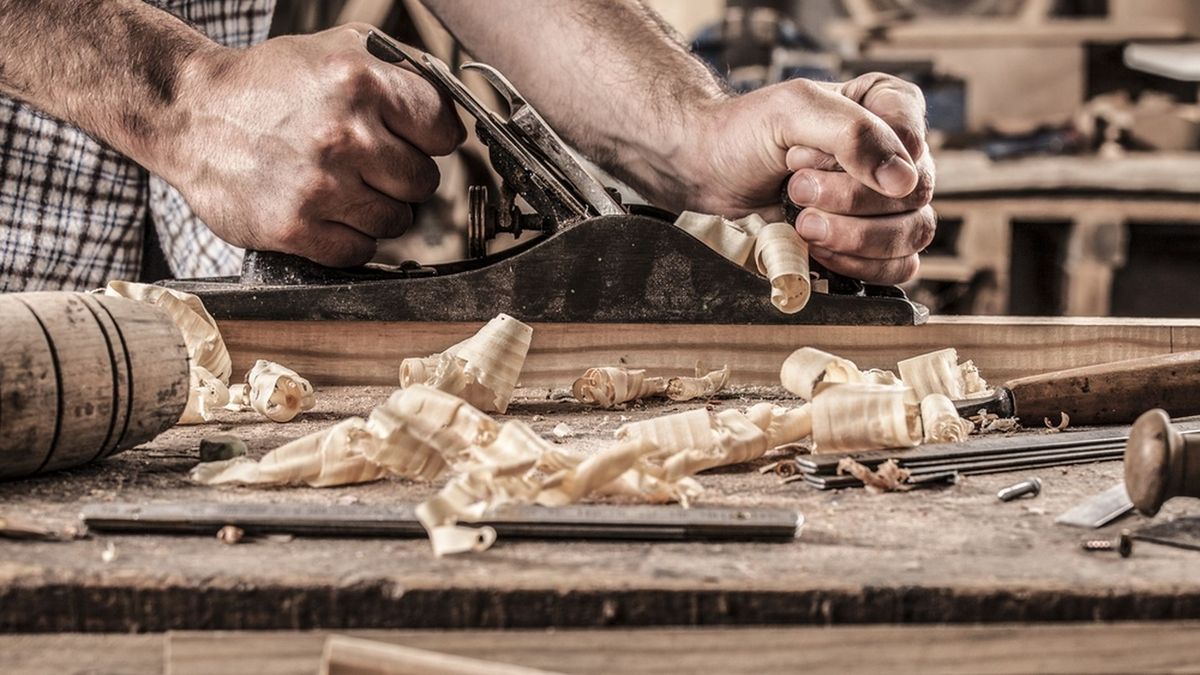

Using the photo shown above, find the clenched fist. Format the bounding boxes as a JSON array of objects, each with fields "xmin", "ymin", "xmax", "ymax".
[
  {"xmin": 167, "ymin": 24, "xmax": 465, "ymax": 266},
  {"xmin": 681, "ymin": 72, "xmax": 935, "ymax": 285}
]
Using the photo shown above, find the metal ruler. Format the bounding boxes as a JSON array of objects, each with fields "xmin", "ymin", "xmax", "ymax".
[{"xmin": 80, "ymin": 502, "xmax": 802, "ymax": 543}]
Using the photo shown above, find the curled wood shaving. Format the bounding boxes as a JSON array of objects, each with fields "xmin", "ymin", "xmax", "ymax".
[
  {"xmin": 191, "ymin": 417, "xmax": 388, "ymax": 487},
  {"xmin": 969, "ymin": 409, "xmax": 1021, "ymax": 434},
  {"xmin": 615, "ymin": 408, "xmax": 771, "ymax": 480},
  {"xmin": 837, "ymin": 458, "xmax": 912, "ymax": 493},
  {"xmin": 419, "ymin": 434, "xmax": 703, "ymax": 557},
  {"xmin": 780, "ymin": 347, "xmax": 869, "ymax": 401},
  {"xmin": 674, "ymin": 212, "xmax": 812, "ymax": 314},
  {"xmin": 1044, "ymin": 412, "xmax": 1071, "ymax": 433},
  {"xmin": 103, "ymin": 281, "xmax": 231, "ymax": 383},
  {"xmin": 191, "ymin": 385, "xmax": 495, "ymax": 487},
  {"xmin": 753, "ymin": 221, "xmax": 811, "ymax": 314},
  {"xmin": 897, "ymin": 348, "xmax": 991, "ymax": 401},
  {"xmin": 399, "ymin": 314, "xmax": 532, "ymax": 413},
  {"xmin": 920, "ymin": 393, "xmax": 974, "ymax": 444},
  {"xmin": 666, "ymin": 365, "xmax": 731, "ymax": 402},
  {"xmin": 574, "ymin": 365, "xmax": 730, "ymax": 408},
  {"xmin": 810, "ymin": 383, "xmax": 922, "ymax": 453},
  {"xmin": 245, "ymin": 360, "xmax": 315, "ymax": 423},
  {"xmin": 179, "ymin": 365, "xmax": 229, "ymax": 425},
  {"xmin": 572, "ymin": 367, "xmax": 667, "ymax": 407},
  {"xmin": 673, "ymin": 211, "xmax": 760, "ymax": 266},
  {"xmin": 745, "ymin": 402, "xmax": 813, "ymax": 448},
  {"xmin": 224, "ymin": 383, "xmax": 250, "ymax": 411}
]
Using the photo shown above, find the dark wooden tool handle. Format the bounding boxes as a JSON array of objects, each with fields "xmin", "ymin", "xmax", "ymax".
[
  {"xmin": 1006, "ymin": 351, "xmax": 1200, "ymax": 426},
  {"xmin": 0, "ymin": 292, "xmax": 189, "ymax": 479}
]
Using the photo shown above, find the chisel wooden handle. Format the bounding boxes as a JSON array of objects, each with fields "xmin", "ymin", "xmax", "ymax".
[{"xmin": 1003, "ymin": 351, "xmax": 1200, "ymax": 426}]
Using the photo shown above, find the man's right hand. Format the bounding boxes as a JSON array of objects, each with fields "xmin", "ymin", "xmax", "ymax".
[{"xmin": 168, "ymin": 24, "xmax": 465, "ymax": 267}]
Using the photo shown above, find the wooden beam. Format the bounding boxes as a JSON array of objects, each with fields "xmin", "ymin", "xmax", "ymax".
[{"xmin": 219, "ymin": 317, "xmax": 1200, "ymax": 387}]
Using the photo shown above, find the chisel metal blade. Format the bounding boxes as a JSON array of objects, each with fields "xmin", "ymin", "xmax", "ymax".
[{"xmin": 1055, "ymin": 483, "xmax": 1134, "ymax": 529}]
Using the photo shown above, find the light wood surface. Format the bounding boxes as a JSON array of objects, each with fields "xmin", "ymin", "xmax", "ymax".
[
  {"xmin": 8, "ymin": 624, "xmax": 1200, "ymax": 675},
  {"xmin": 220, "ymin": 316, "xmax": 1200, "ymax": 388},
  {"xmin": 934, "ymin": 151, "xmax": 1200, "ymax": 196}
]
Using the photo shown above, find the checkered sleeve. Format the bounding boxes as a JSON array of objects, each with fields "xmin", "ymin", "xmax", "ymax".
[
  {"xmin": 147, "ymin": 0, "xmax": 277, "ymax": 280},
  {"xmin": 0, "ymin": 0, "xmax": 276, "ymax": 291}
]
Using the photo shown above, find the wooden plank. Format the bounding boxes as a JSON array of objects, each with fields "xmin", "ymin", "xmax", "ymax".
[
  {"xmin": 162, "ymin": 623, "xmax": 1200, "ymax": 675},
  {"xmin": 934, "ymin": 151, "xmax": 1200, "ymax": 196},
  {"xmin": 219, "ymin": 317, "xmax": 1196, "ymax": 387},
  {"xmin": 830, "ymin": 18, "xmax": 1186, "ymax": 49}
]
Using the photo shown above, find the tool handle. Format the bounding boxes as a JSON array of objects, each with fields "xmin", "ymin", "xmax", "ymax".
[{"xmin": 1006, "ymin": 350, "xmax": 1200, "ymax": 426}]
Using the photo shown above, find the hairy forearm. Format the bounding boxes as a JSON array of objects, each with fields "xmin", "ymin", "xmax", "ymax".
[
  {"xmin": 422, "ymin": 0, "xmax": 728, "ymax": 208},
  {"xmin": 0, "ymin": 0, "xmax": 219, "ymax": 174}
]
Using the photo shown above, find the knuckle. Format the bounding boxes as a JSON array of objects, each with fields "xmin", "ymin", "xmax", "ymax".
[
  {"xmin": 891, "ymin": 255, "xmax": 920, "ymax": 284},
  {"xmin": 340, "ymin": 22, "xmax": 376, "ymax": 38},
  {"xmin": 842, "ymin": 115, "xmax": 884, "ymax": 155},
  {"xmin": 911, "ymin": 207, "xmax": 937, "ymax": 251},
  {"xmin": 315, "ymin": 123, "xmax": 362, "ymax": 158},
  {"xmin": 909, "ymin": 170, "xmax": 935, "ymax": 206},
  {"xmin": 275, "ymin": 217, "xmax": 315, "ymax": 250}
]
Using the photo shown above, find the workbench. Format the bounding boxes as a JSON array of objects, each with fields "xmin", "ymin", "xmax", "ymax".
[{"xmin": 3, "ymin": 384, "xmax": 1199, "ymax": 634}]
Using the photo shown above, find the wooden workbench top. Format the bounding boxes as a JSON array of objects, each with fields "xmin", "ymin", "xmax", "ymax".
[{"xmin": 2, "ymin": 386, "xmax": 1197, "ymax": 632}]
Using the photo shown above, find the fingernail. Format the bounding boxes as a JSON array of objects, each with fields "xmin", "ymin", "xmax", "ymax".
[
  {"xmin": 875, "ymin": 154, "xmax": 918, "ymax": 197},
  {"xmin": 789, "ymin": 175, "xmax": 819, "ymax": 205},
  {"xmin": 798, "ymin": 212, "xmax": 828, "ymax": 243}
]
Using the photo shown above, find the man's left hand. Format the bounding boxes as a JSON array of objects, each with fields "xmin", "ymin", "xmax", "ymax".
[{"xmin": 679, "ymin": 72, "xmax": 936, "ymax": 286}]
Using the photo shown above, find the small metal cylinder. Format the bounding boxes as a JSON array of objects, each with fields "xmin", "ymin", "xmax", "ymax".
[{"xmin": 997, "ymin": 477, "xmax": 1042, "ymax": 502}]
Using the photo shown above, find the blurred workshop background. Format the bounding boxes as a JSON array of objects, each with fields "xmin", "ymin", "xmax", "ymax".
[{"xmin": 273, "ymin": 0, "xmax": 1200, "ymax": 319}]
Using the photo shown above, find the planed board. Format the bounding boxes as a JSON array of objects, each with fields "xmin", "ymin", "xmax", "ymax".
[{"xmin": 218, "ymin": 316, "xmax": 1200, "ymax": 388}]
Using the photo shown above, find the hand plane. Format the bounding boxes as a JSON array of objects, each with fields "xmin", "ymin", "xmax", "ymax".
[{"xmin": 167, "ymin": 31, "xmax": 927, "ymax": 326}]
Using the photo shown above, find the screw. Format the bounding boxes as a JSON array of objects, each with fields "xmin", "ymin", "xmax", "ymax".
[
  {"xmin": 997, "ymin": 477, "xmax": 1042, "ymax": 502},
  {"xmin": 1081, "ymin": 529, "xmax": 1133, "ymax": 558}
]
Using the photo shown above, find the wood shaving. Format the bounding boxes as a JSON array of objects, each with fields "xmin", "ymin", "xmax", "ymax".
[
  {"xmin": 224, "ymin": 383, "xmax": 250, "ymax": 411},
  {"xmin": 810, "ymin": 383, "xmax": 922, "ymax": 453},
  {"xmin": 897, "ymin": 348, "xmax": 991, "ymax": 401},
  {"xmin": 418, "ymin": 434, "xmax": 702, "ymax": 557},
  {"xmin": 572, "ymin": 365, "xmax": 729, "ymax": 408},
  {"xmin": 1044, "ymin": 412, "xmax": 1071, "ymax": 433},
  {"xmin": 780, "ymin": 347, "xmax": 869, "ymax": 401},
  {"xmin": 244, "ymin": 360, "xmax": 315, "ymax": 423},
  {"xmin": 969, "ymin": 409, "xmax": 1022, "ymax": 434},
  {"xmin": 102, "ymin": 280, "xmax": 231, "ymax": 383},
  {"xmin": 752, "ymin": 221, "xmax": 811, "ymax": 314},
  {"xmin": 666, "ymin": 365, "xmax": 731, "ymax": 402},
  {"xmin": 572, "ymin": 367, "xmax": 666, "ymax": 407},
  {"xmin": 920, "ymin": 393, "xmax": 974, "ymax": 444},
  {"xmin": 399, "ymin": 314, "xmax": 532, "ymax": 413},
  {"xmin": 744, "ymin": 402, "xmax": 813, "ymax": 448},
  {"xmin": 837, "ymin": 458, "xmax": 912, "ymax": 493},
  {"xmin": 616, "ymin": 408, "xmax": 770, "ymax": 480},
  {"xmin": 674, "ymin": 211, "xmax": 811, "ymax": 314},
  {"xmin": 673, "ymin": 211, "xmax": 759, "ymax": 266},
  {"xmin": 179, "ymin": 365, "xmax": 229, "ymax": 425},
  {"xmin": 217, "ymin": 525, "xmax": 245, "ymax": 545}
]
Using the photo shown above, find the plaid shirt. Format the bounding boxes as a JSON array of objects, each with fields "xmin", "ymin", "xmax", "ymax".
[{"xmin": 0, "ymin": 0, "xmax": 276, "ymax": 291}]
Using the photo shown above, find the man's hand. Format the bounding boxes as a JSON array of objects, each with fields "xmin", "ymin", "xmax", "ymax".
[
  {"xmin": 167, "ymin": 24, "xmax": 465, "ymax": 266},
  {"xmin": 681, "ymin": 72, "xmax": 935, "ymax": 286}
]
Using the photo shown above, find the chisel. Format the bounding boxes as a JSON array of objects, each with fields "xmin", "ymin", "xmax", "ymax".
[{"xmin": 952, "ymin": 350, "xmax": 1200, "ymax": 426}]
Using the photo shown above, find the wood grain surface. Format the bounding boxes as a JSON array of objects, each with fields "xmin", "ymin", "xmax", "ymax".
[{"xmin": 219, "ymin": 316, "xmax": 1200, "ymax": 388}]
